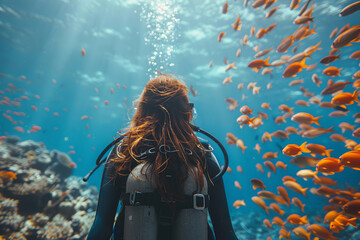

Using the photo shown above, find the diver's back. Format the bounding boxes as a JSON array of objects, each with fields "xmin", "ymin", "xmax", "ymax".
[{"xmin": 124, "ymin": 163, "xmax": 208, "ymax": 240}]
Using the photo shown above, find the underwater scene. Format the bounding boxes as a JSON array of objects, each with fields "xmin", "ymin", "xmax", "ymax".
[{"xmin": 1, "ymin": 0, "xmax": 360, "ymax": 239}]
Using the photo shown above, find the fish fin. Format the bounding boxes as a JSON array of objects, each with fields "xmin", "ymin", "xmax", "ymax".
[
  {"xmin": 348, "ymin": 218, "xmax": 357, "ymax": 227},
  {"xmin": 311, "ymin": 153, "xmax": 316, "ymax": 157},
  {"xmin": 249, "ymin": 117, "xmax": 256, "ymax": 125},
  {"xmin": 302, "ymin": 215, "xmax": 308, "ymax": 223},
  {"xmin": 312, "ymin": 116, "xmax": 322, "ymax": 126},
  {"xmin": 353, "ymin": 90, "xmax": 360, "ymax": 103},
  {"xmin": 265, "ymin": 207, "xmax": 270, "ymax": 215},
  {"xmin": 325, "ymin": 149, "xmax": 333, "ymax": 157},
  {"xmin": 303, "ymin": 177, "xmax": 307, "ymax": 181},
  {"xmin": 300, "ymin": 57, "xmax": 309, "ymax": 68},
  {"xmin": 300, "ymin": 141, "xmax": 311, "ymax": 153},
  {"xmin": 274, "ymin": 152, "xmax": 278, "ymax": 158},
  {"xmin": 253, "ymin": 186, "xmax": 257, "ymax": 190},
  {"xmin": 327, "ymin": 126, "xmax": 335, "ymax": 133},
  {"xmin": 264, "ymin": 56, "xmax": 271, "ymax": 66},
  {"xmin": 303, "ymin": 188, "xmax": 308, "ymax": 197}
]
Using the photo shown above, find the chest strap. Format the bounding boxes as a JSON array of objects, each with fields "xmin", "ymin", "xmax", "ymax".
[{"xmin": 123, "ymin": 191, "xmax": 209, "ymax": 210}]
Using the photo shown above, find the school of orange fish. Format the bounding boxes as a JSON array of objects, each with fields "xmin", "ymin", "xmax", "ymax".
[{"xmin": 218, "ymin": 1, "xmax": 360, "ymax": 240}]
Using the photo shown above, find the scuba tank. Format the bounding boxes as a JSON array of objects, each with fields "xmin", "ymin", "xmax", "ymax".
[{"xmin": 123, "ymin": 163, "xmax": 208, "ymax": 240}]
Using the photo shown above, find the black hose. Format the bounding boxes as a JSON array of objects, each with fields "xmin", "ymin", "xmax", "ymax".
[{"xmin": 190, "ymin": 124, "xmax": 229, "ymax": 183}]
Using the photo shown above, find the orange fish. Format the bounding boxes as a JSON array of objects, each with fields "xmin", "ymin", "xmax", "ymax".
[
  {"xmin": 0, "ymin": 170, "xmax": 17, "ymax": 180},
  {"xmin": 251, "ymin": 178, "xmax": 266, "ymax": 190},
  {"xmin": 278, "ymin": 186, "xmax": 291, "ymax": 206},
  {"xmin": 340, "ymin": 1, "xmax": 360, "ymax": 16},
  {"xmin": 266, "ymin": 6, "xmax": 278, "ymax": 18},
  {"xmin": 275, "ymin": 161, "xmax": 287, "ymax": 170},
  {"xmin": 291, "ymin": 112, "xmax": 321, "ymax": 125},
  {"xmin": 262, "ymin": 152, "xmax": 278, "ymax": 159},
  {"xmin": 330, "ymin": 221, "xmax": 344, "ymax": 233},
  {"xmin": 248, "ymin": 57, "xmax": 272, "ymax": 73},
  {"xmin": 332, "ymin": 25, "xmax": 360, "ymax": 48},
  {"xmin": 270, "ymin": 203, "xmax": 285, "ymax": 216},
  {"xmin": 263, "ymin": 219, "xmax": 272, "ymax": 229},
  {"xmin": 236, "ymin": 115, "xmax": 255, "ymax": 128},
  {"xmin": 234, "ymin": 181, "xmax": 242, "ymax": 190},
  {"xmin": 222, "ymin": 1, "xmax": 229, "ymax": 13},
  {"xmin": 331, "ymin": 90, "xmax": 359, "ymax": 105},
  {"xmin": 293, "ymin": 227, "xmax": 311, "ymax": 240},
  {"xmin": 287, "ymin": 214, "xmax": 308, "ymax": 225},
  {"xmin": 292, "ymin": 197, "xmax": 305, "ymax": 212},
  {"xmin": 233, "ymin": 200, "xmax": 246, "ymax": 209},
  {"xmin": 343, "ymin": 200, "xmax": 360, "ymax": 218},
  {"xmin": 339, "ymin": 151, "xmax": 360, "ymax": 170},
  {"xmin": 284, "ymin": 181, "xmax": 308, "ymax": 197},
  {"xmin": 252, "ymin": 196, "xmax": 269, "ymax": 214},
  {"xmin": 218, "ymin": 32, "xmax": 226, "ymax": 42},
  {"xmin": 284, "ymin": 58, "xmax": 310, "ymax": 78},
  {"xmin": 350, "ymin": 50, "xmax": 360, "ymax": 60},
  {"xmin": 264, "ymin": 161, "xmax": 276, "ymax": 173},
  {"xmin": 279, "ymin": 229, "xmax": 291, "ymax": 239},
  {"xmin": 320, "ymin": 54, "xmax": 341, "ymax": 65},
  {"xmin": 313, "ymin": 177, "xmax": 337, "ymax": 186},
  {"xmin": 323, "ymin": 66, "xmax": 342, "ymax": 77},
  {"xmin": 81, "ymin": 48, "xmax": 86, "ymax": 56},
  {"xmin": 306, "ymin": 143, "xmax": 333, "ymax": 157},
  {"xmin": 256, "ymin": 163, "xmax": 264, "ymax": 174},
  {"xmin": 324, "ymin": 210, "xmax": 340, "ymax": 224},
  {"xmin": 302, "ymin": 126, "xmax": 335, "ymax": 138},
  {"xmin": 254, "ymin": 143, "xmax": 261, "ymax": 154},
  {"xmin": 277, "ymin": 35, "xmax": 294, "ymax": 53},
  {"xmin": 317, "ymin": 186, "xmax": 340, "ymax": 198},
  {"xmin": 236, "ymin": 165, "xmax": 243, "ymax": 173},
  {"xmin": 307, "ymin": 224, "xmax": 339, "ymax": 240},
  {"xmin": 273, "ymin": 216, "xmax": 286, "ymax": 229},
  {"xmin": 282, "ymin": 142, "xmax": 310, "ymax": 157},
  {"xmin": 316, "ymin": 157, "xmax": 344, "ymax": 174},
  {"xmin": 232, "ymin": 15, "xmax": 242, "ymax": 31}
]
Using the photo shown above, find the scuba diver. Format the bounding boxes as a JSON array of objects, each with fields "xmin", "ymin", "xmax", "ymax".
[{"xmin": 86, "ymin": 74, "xmax": 238, "ymax": 240}]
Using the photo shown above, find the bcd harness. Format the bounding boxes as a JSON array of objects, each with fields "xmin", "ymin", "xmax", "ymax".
[{"xmin": 122, "ymin": 143, "xmax": 211, "ymax": 239}]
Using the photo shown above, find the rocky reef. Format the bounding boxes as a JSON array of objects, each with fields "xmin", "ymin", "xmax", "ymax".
[{"xmin": 0, "ymin": 136, "xmax": 98, "ymax": 240}]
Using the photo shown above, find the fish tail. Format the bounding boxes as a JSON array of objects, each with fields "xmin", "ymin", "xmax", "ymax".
[
  {"xmin": 348, "ymin": 218, "xmax": 357, "ymax": 227},
  {"xmin": 300, "ymin": 141, "xmax": 311, "ymax": 153},
  {"xmin": 303, "ymin": 188, "xmax": 308, "ymax": 197},
  {"xmin": 325, "ymin": 149, "xmax": 333, "ymax": 157},
  {"xmin": 353, "ymin": 90, "xmax": 360, "ymax": 103},
  {"xmin": 300, "ymin": 57, "xmax": 309, "ymax": 68},
  {"xmin": 264, "ymin": 56, "xmax": 271, "ymax": 66},
  {"xmin": 265, "ymin": 206, "xmax": 270, "ymax": 215},
  {"xmin": 327, "ymin": 126, "xmax": 335, "ymax": 133},
  {"xmin": 312, "ymin": 116, "xmax": 322, "ymax": 126},
  {"xmin": 249, "ymin": 117, "xmax": 256, "ymax": 125},
  {"xmin": 302, "ymin": 215, "xmax": 308, "ymax": 223}
]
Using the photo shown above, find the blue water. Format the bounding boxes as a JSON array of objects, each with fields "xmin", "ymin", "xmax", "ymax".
[{"xmin": 1, "ymin": 0, "xmax": 360, "ymax": 238}]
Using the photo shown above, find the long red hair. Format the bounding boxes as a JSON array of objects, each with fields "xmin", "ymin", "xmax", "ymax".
[{"xmin": 111, "ymin": 74, "xmax": 205, "ymax": 202}]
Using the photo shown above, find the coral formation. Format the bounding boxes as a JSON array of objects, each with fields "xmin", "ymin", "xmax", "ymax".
[{"xmin": 0, "ymin": 136, "xmax": 98, "ymax": 239}]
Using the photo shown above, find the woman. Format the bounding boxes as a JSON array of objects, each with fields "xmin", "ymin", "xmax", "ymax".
[{"xmin": 87, "ymin": 74, "xmax": 238, "ymax": 240}]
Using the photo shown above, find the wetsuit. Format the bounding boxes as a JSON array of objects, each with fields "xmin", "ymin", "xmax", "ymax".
[{"xmin": 87, "ymin": 142, "xmax": 238, "ymax": 240}]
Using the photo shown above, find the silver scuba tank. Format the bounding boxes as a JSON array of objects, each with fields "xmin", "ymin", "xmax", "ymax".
[{"xmin": 123, "ymin": 162, "xmax": 208, "ymax": 240}]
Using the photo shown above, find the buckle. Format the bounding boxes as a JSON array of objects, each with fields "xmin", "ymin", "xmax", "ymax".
[
  {"xmin": 193, "ymin": 194, "xmax": 205, "ymax": 210},
  {"xmin": 129, "ymin": 191, "xmax": 141, "ymax": 206}
]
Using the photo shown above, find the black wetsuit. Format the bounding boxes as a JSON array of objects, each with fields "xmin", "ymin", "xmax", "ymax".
[{"xmin": 87, "ymin": 142, "xmax": 238, "ymax": 240}]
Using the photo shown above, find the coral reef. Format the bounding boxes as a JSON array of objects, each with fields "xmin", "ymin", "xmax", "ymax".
[{"xmin": 0, "ymin": 136, "xmax": 98, "ymax": 240}]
